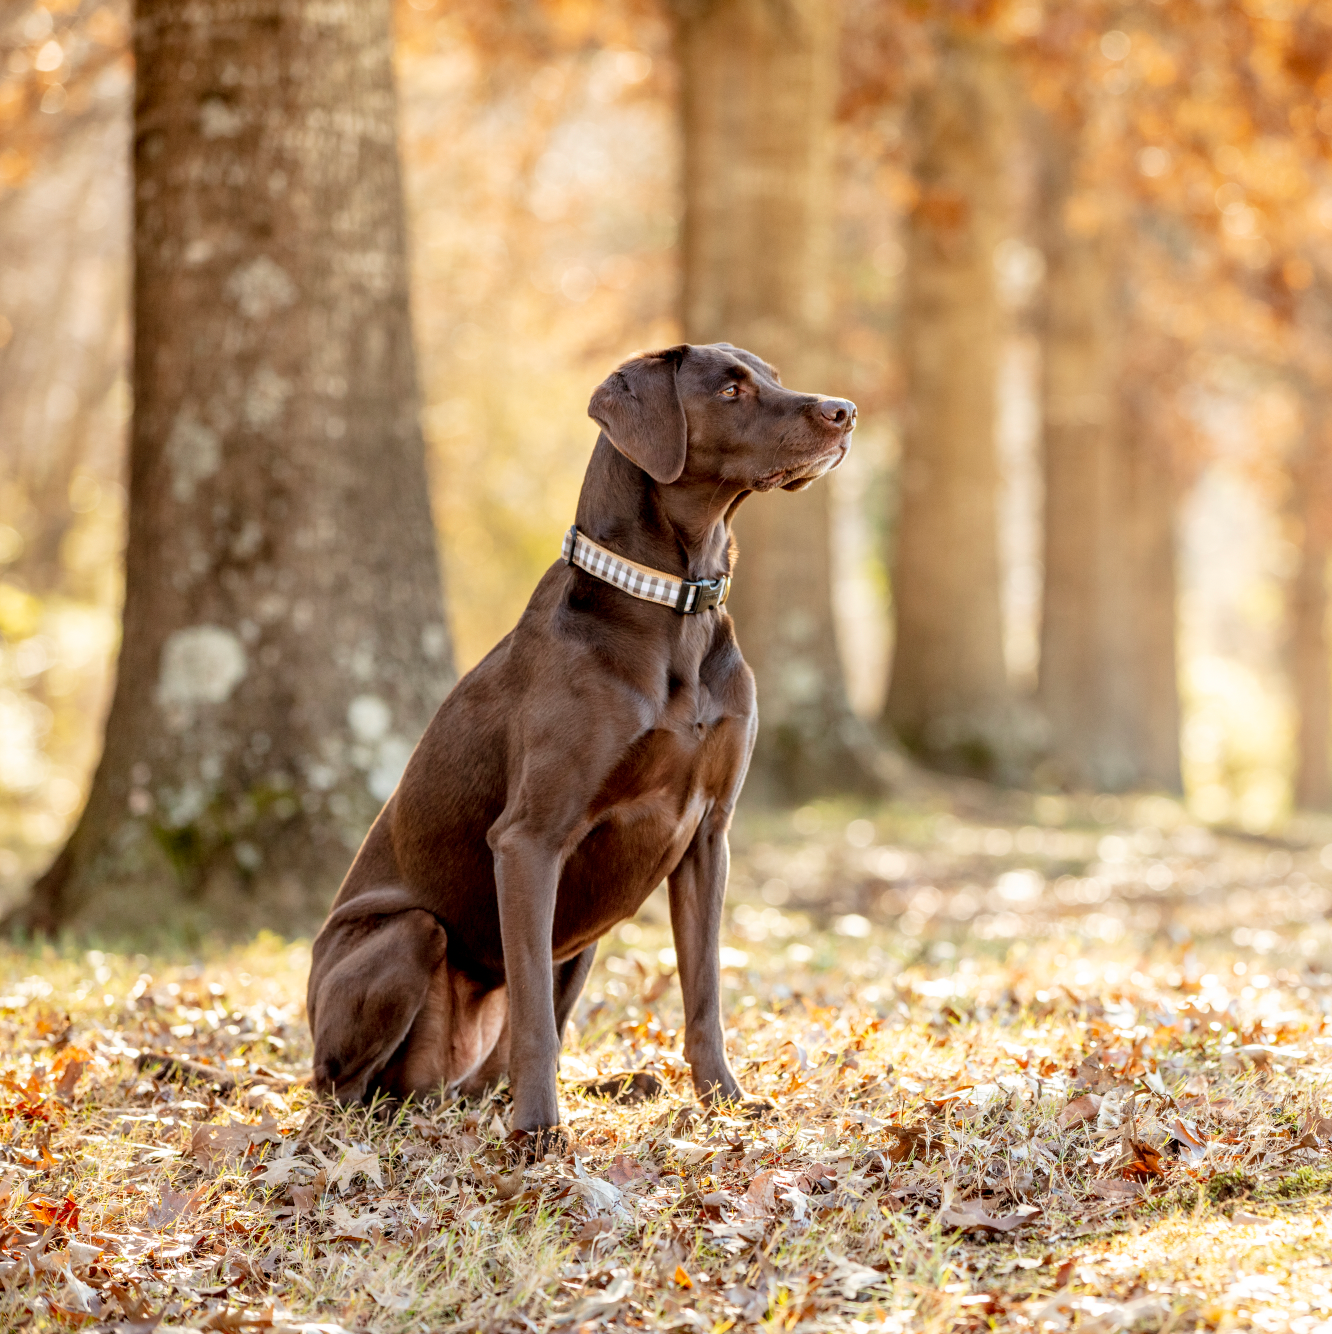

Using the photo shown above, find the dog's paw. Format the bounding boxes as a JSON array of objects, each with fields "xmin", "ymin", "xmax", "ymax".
[{"xmin": 505, "ymin": 1124, "xmax": 569, "ymax": 1163}]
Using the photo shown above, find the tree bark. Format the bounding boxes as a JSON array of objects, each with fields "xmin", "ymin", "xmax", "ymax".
[
  {"xmin": 676, "ymin": 0, "xmax": 881, "ymax": 802},
  {"xmin": 1117, "ymin": 383, "xmax": 1182, "ymax": 791},
  {"xmin": 882, "ymin": 32, "xmax": 1013, "ymax": 776},
  {"xmin": 1036, "ymin": 120, "xmax": 1181, "ymax": 792},
  {"xmin": 1290, "ymin": 421, "xmax": 1332, "ymax": 811},
  {"xmin": 14, "ymin": 0, "xmax": 452, "ymax": 937}
]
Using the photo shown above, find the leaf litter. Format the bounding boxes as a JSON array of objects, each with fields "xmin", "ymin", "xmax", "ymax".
[{"xmin": 3, "ymin": 796, "xmax": 1332, "ymax": 1330}]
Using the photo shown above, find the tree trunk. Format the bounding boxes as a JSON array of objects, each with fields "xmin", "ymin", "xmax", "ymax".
[
  {"xmin": 882, "ymin": 32, "xmax": 1013, "ymax": 776},
  {"xmin": 14, "ymin": 0, "xmax": 452, "ymax": 938},
  {"xmin": 676, "ymin": 0, "xmax": 882, "ymax": 802},
  {"xmin": 1036, "ymin": 121, "xmax": 1124, "ymax": 789},
  {"xmin": 1036, "ymin": 120, "xmax": 1181, "ymax": 792},
  {"xmin": 1117, "ymin": 385, "xmax": 1182, "ymax": 791},
  {"xmin": 1290, "ymin": 423, "xmax": 1332, "ymax": 811}
]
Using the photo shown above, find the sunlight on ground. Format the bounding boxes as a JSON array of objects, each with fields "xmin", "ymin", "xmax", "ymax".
[{"xmin": 3, "ymin": 797, "xmax": 1332, "ymax": 1331}]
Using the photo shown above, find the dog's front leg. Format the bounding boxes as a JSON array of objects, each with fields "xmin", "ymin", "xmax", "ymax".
[
  {"xmin": 668, "ymin": 814, "xmax": 746, "ymax": 1106},
  {"xmin": 490, "ymin": 824, "xmax": 563, "ymax": 1136}
]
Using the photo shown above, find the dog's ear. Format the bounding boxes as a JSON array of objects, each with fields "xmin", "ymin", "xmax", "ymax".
[{"xmin": 588, "ymin": 348, "xmax": 688, "ymax": 484}]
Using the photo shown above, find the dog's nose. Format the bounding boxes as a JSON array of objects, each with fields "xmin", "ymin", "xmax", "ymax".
[{"xmin": 819, "ymin": 397, "xmax": 857, "ymax": 428}]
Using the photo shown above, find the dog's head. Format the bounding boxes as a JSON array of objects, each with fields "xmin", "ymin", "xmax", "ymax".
[{"xmin": 587, "ymin": 342, "xmax": 855, "ymax": 493}]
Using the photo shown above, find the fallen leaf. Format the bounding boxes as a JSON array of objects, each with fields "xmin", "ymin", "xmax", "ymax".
[
  {"xmin": 481, "ymin": 1165, "xmax": 524, "ymax": 1201},
  {"xmin": 825, "ymin": 1255, "xmax": 885, "ymax": 1299},
  {"xmin": 882, "ymin": 1125, "xmax": 929, "ymax": 1163},
  {"xmin": 1090, "ymin": 1179, "xmax": 1143, "ymax": 1200},
  {"xmin": 674, "ymin": 1264, "xmax": 693, "ymax": 1288},
  {"xmin": 60, "ymin": 1266, "xmax": 101, "ymax": 1316},
  {"xmin": 251, "ymin": 1154, "xmax": 304, "ymax": 1187},
  {"xmin": 607, "ymin": 1153, "xmax": 656, "ymax": 1187},
  {"xmin": 577, "ymin": 1215, "xmax": 615, "ymax": 1243},
  {"xmin": 368, "ymin": 1283, "xmax": 412, "ymax": 1310},
  {"xmin": 740, "ymin": 1169, "xmax": 779, "ymax": 1216},
  {"xmin": 144, "ymin": 1184, "xmax": 207, "ymax": 1230},
  {"xmin": 67, "ymin": 1240, "xmax": 101, "ymax": 1269},
  {"xmin": 190, "ymin": 1117, "xmax": 281, "ymax": 1166},
  {"xmin": 55, "ymin": 1061, "xmax": 86, "ymax": 1101},
  {"xmin": 940, "ymin": 1200, "xmax": 1040, "ymax": 1233},
  {"xmin": 1059, "ymin": 1094, "xmax": 1102, "ymax": 1129},
  {"xmin": 569, "ymin": 1156, "xmax": 625, "ymax": 1215},
  {"xmin": 553, "ymin": 1274, "xmax": 633, "ymax": 1326},
  {"xmin": 1123, "ymin": 1141, "xmax": 1164, "ymax": 1181},
  {"xmin": 25, "ymin": 1194, "xmax": 79, "ymax": 1230},
  {"xmin": 1167, "ymin": 1117, "xmax": 1208, "ymax": 1165},
  {"xmin": 289, "ymin": 1184, "xmax": 317, "ymax": 1214},
  {"xmin": 780, "ymin": 1181, "xmax": 810, "ymax": 1221},
  {"xmin": 326, "ymin": 1139, "xmax": 383, "ymax": 1194},
  {"xmin": 781, "ymin": 1041, "xmax": 810, "ymax": 1072},
  {"xmin": 327, "ymin": 1202, "xmax": 382, "ymax": 1242},
  {"xmin": 667, "ymin": 1138, "xmax": 716, "ymax": 1166}
]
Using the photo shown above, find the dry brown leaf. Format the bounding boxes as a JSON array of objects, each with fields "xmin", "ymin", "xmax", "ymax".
[
  {"xmin": 1123, "ymin": 1140, "xmax": 1164, "ymax": 1180},
  {"xmin": 55, "ymin": 1060, "xmax": 86, "ymax": 1101},
  {"xmin": 576, "ymin": 1215, "xmax": 615, "ymax": 1243},
  {"xmin": 883, "ymin": 1125, "xmax": 928, "ymax": 1163},
  {"xmin": 1058, "ymin": 1094, "xmax": 1102, "ymax": 1129},
  {"xmin": 325, "ymin": 1139, "xmax": 383, "ymax": 1194},
  {"xmin": 327, "ymin": 1202, "xmax": 381, "ymax": 1241},
  {"xmin": 190, "ymin": 1117, "xmax": 281, "ymax": 1166},
  {"xmin": 1167, "ymin": 1117, "xmax": 1208, "ymax": 1164},
  {"xmin": 940, "ymin": 1200, "xmax": 1040, "ymax": 1233},
  {"xmin": 1090, "ymin": 1178, "xmax": 1143, "ymax": 1200},
  {"xmin": 482, "ymin": 1165, "xmax": 524, "ymax": 1201},
  {"xmin": 741, "ymin": 1169, "xmax": 779, "ymax": 1215},
  {"xmin": 143, "ymin": 1184, "xmax": 208, "ymax": 1230},
  {"xmin": 607, "ymin": 1153, "xmax": 656, "ymax": 1187}
]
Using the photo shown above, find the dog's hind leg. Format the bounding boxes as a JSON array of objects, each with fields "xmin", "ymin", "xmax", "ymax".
[
  {"xmin": 307, "ymin": 890, "xmax": 449, "ymax": 1103},
  {"xmin": 554, "ymin": 944, "xmax": 597, "ymax": 1038},
  {"xmin": 455, "ymin": 945, "xmax": 594, "ymax": 1101}
]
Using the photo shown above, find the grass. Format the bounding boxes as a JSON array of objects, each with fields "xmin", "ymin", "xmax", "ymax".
[{"xmin": 3, "ymin": 792, "xmax": 1332, "ymax": 1332}]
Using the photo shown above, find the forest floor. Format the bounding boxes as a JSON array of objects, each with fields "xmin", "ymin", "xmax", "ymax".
[{"xmin": 3, "ymin": 788, "xmax": 1332, "ymax": 1333}]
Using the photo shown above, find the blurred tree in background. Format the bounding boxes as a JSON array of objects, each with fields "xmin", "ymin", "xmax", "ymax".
[
  {"xmin": 8, "ymin": 0, "xmax": 451, "ymax": 935},
  {"xmin": 675, "ymin": 0, "xmax": 885, "ymax": 801},
  {"xmin": 6, "ymin": 0, "xmax": 1332, "ymax": 928},
  {"xmin": 883, "ymin": 21, "xmax": 1016, "ymax": 778}
]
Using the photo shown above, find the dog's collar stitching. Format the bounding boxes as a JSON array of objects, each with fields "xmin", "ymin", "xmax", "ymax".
[{"xmin": 561, "ymin": 525, "xmax": 731, "ymax": 615}]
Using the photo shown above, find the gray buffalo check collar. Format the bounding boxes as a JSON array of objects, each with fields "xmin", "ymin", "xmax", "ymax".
[{"xmin": 562, "ymin": 524, "xmax": 732, "ymax": 614}]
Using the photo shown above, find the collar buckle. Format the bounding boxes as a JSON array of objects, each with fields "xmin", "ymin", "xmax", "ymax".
[{"xmin": 676, "ymin": 574, "xmax": 731, "ymax": 614}]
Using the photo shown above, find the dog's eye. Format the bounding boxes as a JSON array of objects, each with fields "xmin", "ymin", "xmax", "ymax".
[{"xmin": 720, "ymin": 384, "xmax": 739, "ymax": 399}]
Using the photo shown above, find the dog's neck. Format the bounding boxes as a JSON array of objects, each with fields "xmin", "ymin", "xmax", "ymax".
[{"xmin": 573, "ymin": 436, "xmax": 743, "ymax": 581}]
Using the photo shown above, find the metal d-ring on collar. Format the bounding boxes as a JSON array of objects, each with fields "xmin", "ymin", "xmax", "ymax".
[{"xmin": 561, "ymin": 525, "xmax": 732, "ymax": 615}]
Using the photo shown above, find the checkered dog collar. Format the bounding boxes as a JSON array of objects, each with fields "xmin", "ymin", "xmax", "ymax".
[{"xmin": 562, "ymin": 525, "xmax": 731, "ymax": 614}]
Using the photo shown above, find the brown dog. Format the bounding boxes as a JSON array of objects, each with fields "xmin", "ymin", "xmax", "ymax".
[{"xmin": 306, "ymin": 342, "xmax": 855, "ymax": 1140}]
